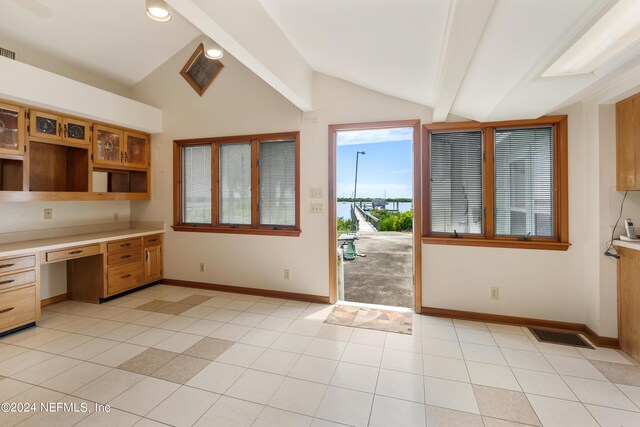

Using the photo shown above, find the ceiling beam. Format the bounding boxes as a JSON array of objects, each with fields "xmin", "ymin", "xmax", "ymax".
[
  {"xmin": 432, "ymin": 0, "xmax": 495, "ymax": 122},
  {"xmin": 166, "ymin": 0, "xmax": 314, "ymax": 111}
]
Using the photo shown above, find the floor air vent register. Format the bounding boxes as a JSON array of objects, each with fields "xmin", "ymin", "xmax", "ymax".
[{"xmin": 529, "ymin": 328, "xmax": 594, "ymax": 349}]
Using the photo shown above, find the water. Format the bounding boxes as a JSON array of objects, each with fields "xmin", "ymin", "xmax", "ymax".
[{"xmin": 336, "ymin": 201, "xmax": 412, "ymax": 219}]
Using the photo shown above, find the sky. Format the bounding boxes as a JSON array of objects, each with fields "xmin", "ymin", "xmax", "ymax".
[{"xmin": 336, "ymin": 127, "xmax": 413, "ymax": 199}]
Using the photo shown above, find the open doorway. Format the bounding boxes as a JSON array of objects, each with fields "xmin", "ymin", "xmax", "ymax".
[{"xmin": 328, "ymin": 121, "xmax": 421, "ymax": 313}]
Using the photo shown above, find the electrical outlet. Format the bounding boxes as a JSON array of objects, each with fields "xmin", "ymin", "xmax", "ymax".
[
  {"xmin": 113, "ymin": 212, "xmax": 119, "ymax": 222},
  {"xmin": 200, "ymin": 262, "xmax": 205, "ymax": 273},
  {"xmin": 310, "ymin": 188, "xmax": 323, "ymax": 199},
  {"xmin": 284, "ymin": 269, "xmax": 291, "ymax": 280},
  {"xmin": 310, "ymin": 203, "xmax": 323, "ymax": 214},
  {"xmin": 491, "ymin": 287, "xmax": 499, "ymax": 300},
  {"xmin": 44, "ymin": 208, "xmax": 52, "ymax": 220}
]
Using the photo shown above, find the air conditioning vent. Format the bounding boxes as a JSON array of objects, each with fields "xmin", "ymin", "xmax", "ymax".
[{"xmin": 0, "ymin": 47, "xmax": 16, "ymax": 60}]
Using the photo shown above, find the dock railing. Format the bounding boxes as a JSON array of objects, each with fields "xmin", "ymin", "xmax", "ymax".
[{"xmin": 354, "ymin": 204, "xmax": 380, "ymax": 231}]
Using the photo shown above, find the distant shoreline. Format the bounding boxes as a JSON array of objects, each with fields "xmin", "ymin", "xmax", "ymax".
[{"xmin": 337, "ymin": 197, "xmax": 412, "ymax": 203}]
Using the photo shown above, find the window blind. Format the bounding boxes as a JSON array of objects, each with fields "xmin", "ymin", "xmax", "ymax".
[
  {"xmin": 219, "ymin": 143, "xmax": 252, "ymax": 225},
  {"xmin": 259, "ymin": 140, "xmax": 296, "ymax": 226},
  {"xmin": 430, "ymin": 131, "xmax": 483, "ymax": 235},
  {"xmin": 495, "ymin": 126, "xmax": 554, "ymax": 237},
  {"xmin": 182, "ymin": 145, "xmax": 211, "ymax": 224}
]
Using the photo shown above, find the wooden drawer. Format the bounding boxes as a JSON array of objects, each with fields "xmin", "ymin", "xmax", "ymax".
[
  {"xmin": 45, "ymin": 244, "xmax": 101, "ymax": 263},
  {"xmin": 0, "ymin": 285, "xmax": 36, "ymax": 333},
  {"xmin": 144, "ymin": 234, "xmax": 162, "ymax": 247},
  {"xmin": 0, "ymin": 270, "xmax": 36, "ymax": 291},
  {"xmin": 108, "ymin": 238, "xmax": 142, "ymax": 254},
  {"xmin": 0, "ymin": 255, "xmax": 36, "ymax": 274},
  {"xmin": 107, "ymin": 249, "xmax": 142, "ymax": 266},
  {"xmin": 107, "ymin": 261, "xmax": 143, "ymax": 296}
]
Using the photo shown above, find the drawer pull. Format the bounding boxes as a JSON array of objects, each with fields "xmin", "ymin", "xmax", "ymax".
[
  {"xmin": 0, "ymin": 263, "xmax": 15, "ymax": 269},
  {"xmin": 120, "ymin": 274, "xmax": 132, "ymax": 279},
  {"xmin": 121, "ymin": 243, "xmax": 131, "ymax": 247},
  {"xmin": 148, "ymin": 239, "xmax": 157, "ymax": 243},
  {"xmin": 0, "ymin": 279, "xmax": 15, "ymax": 285},
  {"xmin": 69, "ymin": 250, "xmax": 83, "ymax": 255},
  {"xmin": 0, "ymin": 307, "xmax": 15, "ymax": 314},
  {"xmin": 120, "ymin": 255, "xmax": 131, "ymax": 260}
]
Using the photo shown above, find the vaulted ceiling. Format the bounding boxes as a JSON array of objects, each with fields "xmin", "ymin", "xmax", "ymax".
[{"xmin": 2, "ymin": 0, "xmax": 639, "ymax": 121}]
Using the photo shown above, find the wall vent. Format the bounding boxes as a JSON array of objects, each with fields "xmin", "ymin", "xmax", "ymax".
[{"xmin": 0, "ymin": 47, "xmax": 16, "ymax": 60}]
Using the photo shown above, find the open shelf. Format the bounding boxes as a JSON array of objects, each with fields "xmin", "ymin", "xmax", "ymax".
[
  {"xmin": 29, "ymin": 141, "xmax": 88, "ymax": 192},
  {"xmin": 0, "ymin": 158, "xmax": 23, "ymax": 191},
  {"xmin": 93, "ymin": 170, "xmax": 148, "ymax": 194}
]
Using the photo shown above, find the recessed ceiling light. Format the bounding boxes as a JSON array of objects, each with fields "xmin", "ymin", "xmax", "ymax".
[
  {"xmin": 146, "ymin": 0, "xmax": 171, "ymax": 22},
  {"xmin": 542, "ymin": 0, "xmax": 640, "ymax": 77},
  {"xmin": 204, "ymin": 39, "xmax": 224, "ymax": 60}
]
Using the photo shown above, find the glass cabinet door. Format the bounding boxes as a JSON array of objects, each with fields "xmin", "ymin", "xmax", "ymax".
[
  {"xmin": 63, "ymin": 118, "xmax": 90, "ymax": 144},
  {"xmin": 93, "ymin": 125, "xmax": 123, "ymax": 166},
  {"xmin": 124, "ymin": 132, "xmax": 148, "ymax": 168},
  {"xmin": 30, "ymin": 110, "xmax": 61, "ymax": 140},
  {"xmin": 0, "ymin": 103, "xmax": 24, "ymax": 155}
]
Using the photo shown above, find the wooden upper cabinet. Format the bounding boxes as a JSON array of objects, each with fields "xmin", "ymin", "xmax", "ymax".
[
  {"xmin": 0, "ymin": 102, "xmax": 25, "ymax": 155},
  {"xmin": 63, "ymin": 117, "xmax": 90, "ymax": 144},
  {"xmin": 124, "ymin": 131, "xmax": 149, "ymax": 169},
  {"xmin": 93, "ymin": 125, "xmax": 124, "ymax": 167},
  {"xmin": 93, "ymin": 126, "xmax": 149, "ymax": 170},
  {"xmin": 617, "ymin": 93, "xmax": 640, "ymax": 190},
  {"xmin": 29, "ymin": 110, "xmax": 90, "ymax": 145}
]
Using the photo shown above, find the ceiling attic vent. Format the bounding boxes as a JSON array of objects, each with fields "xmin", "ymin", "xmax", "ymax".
[{"xmin": 0, "ymin": 47, "xmax": 16, "ymax": 60}]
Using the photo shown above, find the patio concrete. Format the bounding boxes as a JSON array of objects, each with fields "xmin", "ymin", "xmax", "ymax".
[{"xmin": 342, "ymin": 230, "xmax": 414, "ymax": 308}]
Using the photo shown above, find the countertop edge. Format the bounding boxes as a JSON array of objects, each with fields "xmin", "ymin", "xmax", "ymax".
[{"xmin": 0, "ymin": 228, "xmax": 165, "ymax": 258}]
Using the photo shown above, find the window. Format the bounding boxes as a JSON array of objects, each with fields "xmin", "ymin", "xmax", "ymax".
[
  {"xmin": 422, "ymin": 116, "xmax": 568, "ymax": 250},
  {"xmin": 174, "ymin": 132, "xmax": 300, "ymax": 236},
  {"xmin": 429, "ymin": 130, "xmax": 483, "ymax": 235}
]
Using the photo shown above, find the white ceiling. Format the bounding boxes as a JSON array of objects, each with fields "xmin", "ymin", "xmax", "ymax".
[
  {"xmin": 2, "ymin": 0, "xmax": 639, "ymax": 121},
  {"xmin": 0, "ymin": 0, "xmax": 199, "ymax": 87},
  {"xmin": 259, "ymin": 0, "xmax": 450, "ymax": 108}
]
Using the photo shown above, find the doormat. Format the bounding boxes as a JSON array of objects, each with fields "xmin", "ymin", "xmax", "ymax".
[
  {"xmin": 529, "ymin": 328, "xmax": 594, "ymax": 349},
  {"xmin": 324, "ymin": 305, "xmax": 412, "ymax": 335}
]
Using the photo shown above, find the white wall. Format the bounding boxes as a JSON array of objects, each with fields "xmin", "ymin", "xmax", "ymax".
[
  {"xmin": 422, "ymin": 102, "xmax": 589, "ymax": 324},
  {"xmin": 130, "ymin": 37, "xmax": 430, "ymax": 297}
]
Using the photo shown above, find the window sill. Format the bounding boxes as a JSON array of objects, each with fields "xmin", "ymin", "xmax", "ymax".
[
  {"xmin": 421, "ymin": 236, "xmax": 570, "ymax": 251},
  {"xmin": 173, "ymin": 225, "xmax": 301, "ymax": 237}
]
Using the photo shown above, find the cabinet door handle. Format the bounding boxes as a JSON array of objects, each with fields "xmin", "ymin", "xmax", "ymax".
[
  {"xmin": 64, "ymin": 124, "xmax": 68, "ymax": 137},
  {"xmin": 58, "ymin": 122, "xmax": 62, "ymax": 136},
  {"xmin": 121, "ymin": 152, "xmax": 124, "ymax": 163},
  {"xmin": 0, "ymin": 263, "xmax": 15, "ymax": 269},
  {"xmin": 0, "ymin": 307, "xmax": 15, "ymax": 314},
  {"xmin": 120, "ymin": 255, "xmax": 131, "ymax": 260},
  {"xmin": 0, "ymin": 279, "xmax": 15, "ymax": 286},
  {"xmin": 120, "ymin": 274, "xmax": 132, "ymax": 279},
  {"xmin": 145, "ymin": 251, "xmax": 149, "ymax": 261},
  {"xmin": 69, "ymin": 250, "xmax": 83, "ymax": 255},
  {"xmin": 124, "ymin": 152, "xmax": 128, "ymax": 163},
  {"xmin": 121, "ymin": 243, "xmax": 131, "ymax": 247}
]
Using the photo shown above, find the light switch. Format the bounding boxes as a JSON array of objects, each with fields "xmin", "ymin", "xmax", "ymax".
[
  {"xmin": 310, "ymin": 204, "xmax": 323, "ymax": 214},
  {"xmin": 310, "ymin": 188, "xmax": 323, "ymax": 199}
]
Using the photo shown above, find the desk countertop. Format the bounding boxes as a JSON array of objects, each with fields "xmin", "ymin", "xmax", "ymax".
[
  {"xmin": 0, "ymin": 226, "xmax": 165, "ymax": 258},
  {"xmin": 613, "ymin": 239, "xmax": 640, "ymax": 251}
]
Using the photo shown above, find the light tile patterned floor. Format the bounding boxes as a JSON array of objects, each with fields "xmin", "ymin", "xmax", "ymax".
[{"xmin": 0, "ymin": 283, "xmax": 638, "ymax": 426}]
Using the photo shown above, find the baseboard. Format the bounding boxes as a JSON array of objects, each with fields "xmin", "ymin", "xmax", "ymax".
[
  {"xmin": 41, "ymin": 293, "xmax": 67, "ymax": 307},
  {"xmin": 583, "ymin": 325, "xmax": 619, "ymax": 348},
  {"xmin": 422, "ymin": 306, "xmax": 619, "ymax": 348},
  {"xmin": 163, "ymin": 278, "xmax": 330, "ymax": 305}
]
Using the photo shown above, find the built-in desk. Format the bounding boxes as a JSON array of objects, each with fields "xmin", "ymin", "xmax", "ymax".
[{"xmin": 0, "ymin": 223, "xmax": 165, "ymax": 335}]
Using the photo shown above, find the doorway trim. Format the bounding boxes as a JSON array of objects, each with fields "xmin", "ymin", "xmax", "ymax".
[{"xmin": 328, "ymin": 120, "xmax": 422, "ymax": 312}]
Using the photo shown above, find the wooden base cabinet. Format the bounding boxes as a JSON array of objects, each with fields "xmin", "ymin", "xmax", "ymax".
[
  {"xmin": 0, "ymin": 254, "xmax": 40, "ymax": 335},
  {"xmin": 618, "ymin": 247, "xmax": 640, "ymax": 361},
  {"xmin": 144, "ymin": 235, "xmax": 163, "ymax": 283}
]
